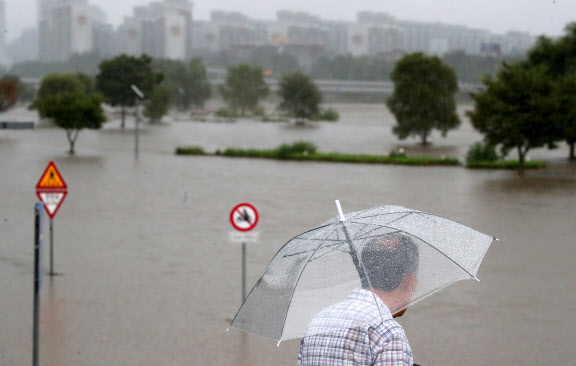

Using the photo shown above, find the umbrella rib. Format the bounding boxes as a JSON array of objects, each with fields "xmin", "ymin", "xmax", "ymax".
[
  {"xmin": 373, "ymin": 223, "xmax": 478, "ymax": 280},
  {"xmin": 353, "ymin": 212, "xmax": 412, "ymax": 226},
  {"xmin": 277, "ymin": 226, "xmax": 342, "ymax": 340},
  {"xmin": 282, "ymin": 241, "xmax": 348, "ymax": 259},
  {"xmin": 228, "ymin": 223, "xmax": 336, "ymax": 333},
  {"xmin": 355, "ymin": 210, "xmax": 494, "ymax": 240},
  {"xmin": 281, "ymin": 223, "xmax": 335, "ymax": 257}
]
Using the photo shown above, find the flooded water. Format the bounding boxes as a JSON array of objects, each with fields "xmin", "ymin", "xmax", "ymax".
[{"xmin": 1, "ymin": 103, "xmax": 575, "ymax": 365}]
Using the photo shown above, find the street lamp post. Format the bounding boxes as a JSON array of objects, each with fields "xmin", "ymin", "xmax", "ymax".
[{"xmin": 131, "ymin": 85, "xmax": 145, "ymax": 160}]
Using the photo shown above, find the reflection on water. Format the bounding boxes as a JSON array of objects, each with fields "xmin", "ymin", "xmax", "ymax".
[{"xmin": 0, "ymin": 104, "xmax": 574, "ymax": 365}]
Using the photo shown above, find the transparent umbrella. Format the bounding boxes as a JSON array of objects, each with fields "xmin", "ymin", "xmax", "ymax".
[{"xmin": 228, "ymin": 201, "xmax": 495, "ymax": 342}]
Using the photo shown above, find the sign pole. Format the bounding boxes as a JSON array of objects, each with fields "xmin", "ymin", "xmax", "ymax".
[
  {"xmin": 49, "ymin": 218, "xmax": 54, "ymax": 276},
  {"xmin": 33, "ymin": 204, "xmax": 43, "ymax": 366},
  {"xmin": 229, "ymin": 203, "xmax": 259, "ymax": 304},
  {"xmin": 135, "ymin": 106, "xmax": 140, "ymax": 160},
  {"xmin": 36, "ymin": 161, "xmax": 68, "ymax": 276},
  {"xmin": 242, "ymin": 241, "xmax": 246, "ymax": 301},
  {"xmin": 131, "ymin": 85, "xmax": 145, "ymax": 161}
]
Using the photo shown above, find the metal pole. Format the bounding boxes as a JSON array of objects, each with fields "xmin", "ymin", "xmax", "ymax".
[
  {"xmin": 33, "ymin": 205, "xmax": 41, "ymax": 366},
  {"xmin": 49, "ymin": 218, "xmax": 54, "ymax": 275},
  {"xmin": 135, "ymin": 103, "xmax": 140, "ymax": 160},
  {"xmin": 242, "ymin": 241, "xmax": 246, "ymax": 301},
  {"xmin": 131, "ymin": 84, "xmax": 144, "ymax": 161}
]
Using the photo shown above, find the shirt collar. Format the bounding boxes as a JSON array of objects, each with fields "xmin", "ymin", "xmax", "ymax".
[{"xmin": 348, "ymin": 288, "xmax": 393, "ymax": 319}]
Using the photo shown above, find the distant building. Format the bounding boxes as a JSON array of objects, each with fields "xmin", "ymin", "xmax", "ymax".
[
  {"xmin": 347, "ymin": 12, "xmax": 401, "ymax": 57},
  {"xmin": 37, "ymin": 0, "xmax": 96, "ymax": 62},
  {"xmin": 193, "ymin": 11, "xmax": 265, "ymax": 55},
  {"xmin": 0, "ymin": 0, "xmax": 5, "ymax": 53},
  {"xmin": 118, "ymin": 0, "xmax": 193, "ymax": 60},
  {"xmin": 6, "ymin": 28, "xmax": 39, "ymax": 62}
]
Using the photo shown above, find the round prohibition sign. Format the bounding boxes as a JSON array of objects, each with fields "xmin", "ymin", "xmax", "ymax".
[{"xmin": 230, "ymin": 203, "xmax": 259, "ymax": 232}]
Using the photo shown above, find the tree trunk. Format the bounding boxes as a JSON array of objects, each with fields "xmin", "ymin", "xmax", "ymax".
[
  {"xmin": 66, "ymin": 129, "xmax": 79, "ymax": 155},
  {"xmin": 421, "ymin": 132, "xmax": 429, "ymax": 146},
  {"xmin": 517, "ymin": 145, "xmax": 526, "ymax": 175},
  {"xmin": 121, "ymin": 106, "xmax": 126, "ymax": 130},
  {"xmin": 569, "ymin": 141, "xmax": 575, "ymax": 161}
]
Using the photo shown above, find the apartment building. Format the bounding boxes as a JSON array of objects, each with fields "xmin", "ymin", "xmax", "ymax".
[{"xmin": 118, "ymin": 0, "xmax": 193, "ymax": 60}]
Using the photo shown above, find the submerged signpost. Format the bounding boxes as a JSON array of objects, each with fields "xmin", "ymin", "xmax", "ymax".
[
  {"xmin": 229, "ymin": 203, "xmax": 259, "ymax": 302},
  {"xmin": 33, "ymin": 203, "xmax": 44, "ymax": 366},
  {"xmin": 35, "ymin": 161, "xmax": 68, "ymax": 276},
  {"xmin": 131, "ymin": 84, "xmax": 145, "ymax": 160}
]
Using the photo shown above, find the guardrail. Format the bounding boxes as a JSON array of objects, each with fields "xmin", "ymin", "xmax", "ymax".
[{"xmin": 1, "ymin": 121, "xmax": 35, "ymax": 129}]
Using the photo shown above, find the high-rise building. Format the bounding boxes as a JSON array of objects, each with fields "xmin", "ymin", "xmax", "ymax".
[
  {"xmin": 37, "ymin": 0, "xmax": 94, "ymax": 61},
  {"xmin": 118, "ymin": 0, "xmax": 193, "ymax": 60},
  {"xmin": 0, "ymin": 0, "xmax": 6, "ymax": 54},
  {"xmin": 347, "ymin": 12, "xmax": 401, "ymax": 57}
]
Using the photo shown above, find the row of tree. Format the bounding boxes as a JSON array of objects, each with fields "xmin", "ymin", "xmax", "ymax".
[
  {"xmin": 468, "ymin": 23, "xmax": 576, "ymax": 167},
  {"xmin": 27, "ymin": 54, "xmax": 332, "ymax": 154},
  {"xmin": 386, "ymin": 23, "xmax": 576, "ymax": 171}
]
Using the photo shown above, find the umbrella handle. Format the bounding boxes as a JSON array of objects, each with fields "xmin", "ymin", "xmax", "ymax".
[{"xmin": 335, "ymin": 200, "xmax": 346, "ymax": 221}]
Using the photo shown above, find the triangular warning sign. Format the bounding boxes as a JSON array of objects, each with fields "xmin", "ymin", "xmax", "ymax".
[
  {"xmin": 38, "ymin": 192, "xmax": 66, "ymax": 216},
  {"xmin": 36, "ymin": 161, "xmax": 67, "ymax": 189}
]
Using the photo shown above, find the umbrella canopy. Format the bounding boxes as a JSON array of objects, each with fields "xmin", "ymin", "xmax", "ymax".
[{"xmin": 228, "ymin": 203, "xmax": 495, "ymax": 342}]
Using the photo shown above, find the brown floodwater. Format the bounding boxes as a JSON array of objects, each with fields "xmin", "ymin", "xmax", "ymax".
[{"xmin": 1, "ymin": 104, "xmax": 575, "ymax": 365}]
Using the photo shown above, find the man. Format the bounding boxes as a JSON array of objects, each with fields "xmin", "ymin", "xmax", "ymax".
[{"xmin": 298, "ymin": 233, "xmax": 419, "ymax": 366}]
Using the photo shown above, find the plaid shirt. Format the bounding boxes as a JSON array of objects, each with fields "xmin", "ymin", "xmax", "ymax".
[{"xmin": 298, "ymin": 289, "xmax": 413, "ymax": 366}]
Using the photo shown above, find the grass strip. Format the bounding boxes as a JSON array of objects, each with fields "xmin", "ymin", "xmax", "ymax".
[
  {"xmin": 466, "ymin": 160, "xmax": 547, "ymax": 169},
  {"xmin": 176, "ymin": 146, "xmax": 460, "ymax": 166}
]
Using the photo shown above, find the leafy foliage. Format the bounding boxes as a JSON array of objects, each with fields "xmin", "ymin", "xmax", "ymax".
[
  {"xmin": 34, "ymin": 92, "xmax": 105, "ymax": 154},
  {"xmin": 527, "ymin": 22, "xmax": 576, "ymax": 159},
  {"xmin": 220, "ymin": 64, "xmax": 269, "ymax": 116},
  {"xmin": 0, "ymin": 76, "xmax": 20, "ymax": 112},
  {"xmin": 278, "ymin": 72, "xmax": 322, "ymax": 121},
  {"xmin": 317, "ymin": 108, "xmax": 340, "ymax": 121},
  {"xmin": 467, "ymin": 63, "xmax": 560, "ymax": 171},
  {"xmin": 386, "ymin": 53, "xmax": 460, "ymax": 145},
  {"xmin": 153, "ymin": 58, "xmax": 211, "ymax": 110},
  {"xmin": 466, "ymin": 142, "xmax": 500, "ymax": 163},
  {"xmin": 31, "ymin": 73, "xmax": 86, "ymax": 118},
  {"xmin": 144, "ymin": 85, "xmax": 171, "ymax": 122},
  {"xmin": 275, "ymin": 141, "xmax": 318, "ymax": 159},
  {"xmin": 96, "ymin": 54, "xmax": 162, "ymax": 128},
  {"xmin": 36, "ymin": 73, "xmax": 85, "ymax": 99},
  {"xmin": 554, "ymin": 73, "xmax": 576, "ymax": 159}
]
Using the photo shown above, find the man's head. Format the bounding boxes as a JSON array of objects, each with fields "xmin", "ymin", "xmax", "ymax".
[{"xmin": 360, "ymin": 233, "xmax": 419, "ymax": 292}]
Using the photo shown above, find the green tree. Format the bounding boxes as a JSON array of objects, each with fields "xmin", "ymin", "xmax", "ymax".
[
  {"xmin": 0, "ymin": 75, "xmax": 20, "ymax": 112},
  {"xmin": 220, "ymin": 64, "xmax": 269, "ymax": 116},
  {"xmin": 34, "ymin": 92, "xmax": 106, "ymax": 154},
  {"xmin": 96, "ymin": 54, "xmax": 162, "ymax": 129},
  {"xmin": 153, "ymin": 58, "xmax": 211, "ymax": 110},
  {"xmin": 467, "ymin": 63, "xmax": 559, "ymax": 172},
  {"xmin": 386, "ymin": 53, "xmax": 460, "ymax": 145},
  {"xmin": 278, "ymin": 72, "xmax": 322, "ymax": 123},
  {"xmin": 554, "ymin": 73, "xmax": 576, "ymax": 160},
  {"xmin": 185, "ymin": 58, "xmax": 211, "ymax": 109},
  {"xmin": 76, "ymin": 72, "xmax": 97, "ymax": 94},
  {"xmin": 36, "ymin": 73, "xmax": 85, "ymax": 99},
  {"xmin": 31, "ymin": 73, "xmax": 86, "ymax": 118},
  {"xmin": 527, "ymin": 22, "xmax": 576, "ymax": 159},
  {"xmin": 143, "ymin": 85, "xmax": 171, "ymax": 122}
]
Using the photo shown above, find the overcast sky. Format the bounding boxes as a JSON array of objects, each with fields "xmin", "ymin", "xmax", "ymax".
[{"xmin": 5, "ymin": 0, "xmax": 576, "ymax": 42}]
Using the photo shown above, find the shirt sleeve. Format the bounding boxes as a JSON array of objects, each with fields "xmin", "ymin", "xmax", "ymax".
[{"xmin": 371, "ymin": 328, "xmax": 414, "ymax": 366}]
